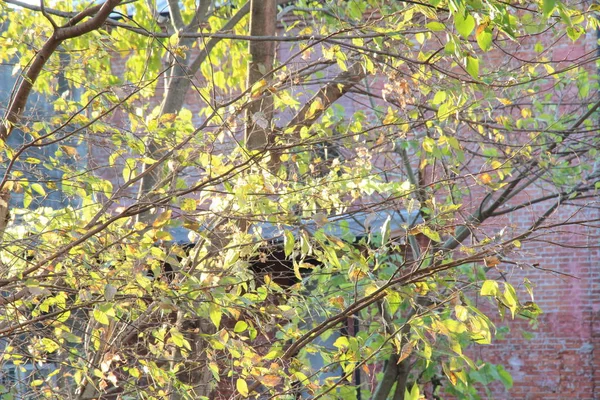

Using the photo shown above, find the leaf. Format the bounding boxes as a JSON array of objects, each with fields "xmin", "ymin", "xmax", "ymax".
[
  {"xmin": 466, "ymin": 56, "xmax": 479, "ymax": 79},
  {"xmin": 479, "ymin": 172, "xmax": 494, "ymax": 185},
  {"xmin": 31, "ymin": 183, "xmax": 45, "ymax": 196},
  {"xmin": 455, "ymin": 12, "xmax": 475, "ymax": 38},
  {"xmin": 480, "ymin": 280, "xmax": 499, "ymax": 296},
  {"xmin": 432, "ymin": 91, "xmax": 447, "ymax": 105},
  {"xmin": 476, "ymin": 29, "xmax": 493, "ymax": 51},
  {"xmin": 260, "ymin": 375, "xmax": 282, "ymax": 387},
  {"xmin": 305, "ymin": 98, "xmax": 324, "ymax": 120},
  {"xmin": 420, "ymin": 225, "xmax": 441, "ymax": 242},
  {"xmin": 234, "ymin": 321, "xmax": 248, "ymax": 333},
  {"xmin": 251, "ymin": 79, "xmax": 267, "ymax": 98},
  {"xmin": 236, "ymin": 378, "xmax": 249, "ymax": 397},
  {"xmin": 170, "ymin": 328, "xmax": 184, "ymax": 347},
  {"xmin": 60, "ymin": 145, "xmax": 78, "ymax": 157},
  {"xmin": 443, "ymin": 363, "xmax": 458, "ymax": 386},
  {"xmin": 213, "ymin": 71, "xmax": 226, "ymax": 89},
  {"xmin": 209, "ymin": 303, "xmax": 222, "ymax": 329},
  {"xmin": 426, "ymin": 21, "xmax": 445, "ymax": 31},
  {"xmin": 381, "ymin": 215, "xmax": 392, "ymax": 244},
  {"xmin": 497, "ymin": 365, "xmax": 514, "ymax": 389},
  {"xmin": 293, "ymin": 261, "xmax": 303, "ymax": 281},
  {"xmin": 382, "ymin": 107, "xmax": 397, "ymax": 124},
  {"xmin": 152, "ymin": 210, "xmax": 172, "ymax": 227},
  {"xmin": 455, "ymin": 304, "xmax": 468, "ymax": 321},
  {"xmin": 484, "ymin": 256, "xmax": 501, "ymax": 267},
  {"xmin": 180, "ymin": 198, "xmax": 197, "ymax": 212},
  {"xmin": 283, "ymin": 230, "xmax": 294, "ymax": 257},
  {"xmin": 405, "ymin": 382, "xmax": 420, "ymax": 400},
  {"xmin": 397, "ymin": 341, "xmax": 414, "ymax": 364},
  {"xmin": 542, "ymin": 0, "xmax": 556, "ymax": 18},
  {"xmin": 94, "ymin": 309, "xmax": 110, "ymax": 325},
  {"xmin": 386, "ymin": 290, "xmax": 401, "ymax": 315},
  {"xmin": 333, "ymin": 336, "xmax": 349, "ymax": 350},
  {"xmin": 503, "ymin": 282, "xmax": 519, "ymax": 317},
  {"xmin": 123, "ymin": 158, "xmax": 136, "ymax": 181}
]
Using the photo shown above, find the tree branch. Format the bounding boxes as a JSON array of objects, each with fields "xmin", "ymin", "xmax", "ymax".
[
  {"xmin": 0, "ymin": 0, "xmax": 121, "ymax": 141},
  {"xmin": 284, "ymin": 61, "xmax": 365, "ymax": 135}
]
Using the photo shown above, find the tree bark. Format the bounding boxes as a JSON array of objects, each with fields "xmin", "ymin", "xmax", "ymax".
[
  {"xmin": 245, "ymin": 0, "xmax": 277, "ymax": 150},
  {"xmin": 285, "ymin": 61, "xmax": 364, "ymax": 134}
]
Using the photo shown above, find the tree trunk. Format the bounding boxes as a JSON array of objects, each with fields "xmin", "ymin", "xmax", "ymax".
[{"xmin": 245, "ymin": 0, "xmax": 277, "ymax": 150}]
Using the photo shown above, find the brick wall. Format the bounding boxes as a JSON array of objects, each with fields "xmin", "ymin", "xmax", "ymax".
[{"xmin": 87, "ymin": 13, "xmax": 600, "ymax": 399}]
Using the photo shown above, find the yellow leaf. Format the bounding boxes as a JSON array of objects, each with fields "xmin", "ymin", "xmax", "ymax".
[
  {"xmin": 180, "ymin": 198, "xmax": 197, "ymax": 212},
  {"xmin": 348, "ymin": 266, "xmax": 367, "ymax": 282},
  {"xmin": 236, "ymin": 378, "xmax": 249, "ymax": 397},
  {"xmin": 60, "ymin": 145, "xmax": 78, "ymax": 157},
  {"xmin": 160, "ymin": 113, "xmax": 176, "ymax": 123},
  {"xmin": 383, "ymin": 107, "xmax": 397, "ymax": 125},
  {"xmin": 480, "ymin": 173, "xmax": 492, "ymax": 185},
  {"xmin": 329, "ymin": 296, "xmax": 345, "ymax": 309},
  {"xmin": 305, "ymin": 98, "xmax": 324, "ymax": 120},
  {"xmin": 251, "ymin": 79, "xmax": 268, "ymax": 98},
  {"xmin": 152, "ymin": 210, "xmax": 172, "ymax": 227}
]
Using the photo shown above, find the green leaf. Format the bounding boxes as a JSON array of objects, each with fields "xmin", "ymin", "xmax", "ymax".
[
  {"xmin": 284, "ymin": 230, "xmax": 294, "ymax": 257},
  {"xmin": 213, "ymin": 71, "xmax": 226, "ymax": 89},
  {"xmin": 93, "ymin": 309, "xmax": 109, "ymax": 325},
  {"xmin": 466, "ymin": 56, "xmax": 479, "ymax": 79},
  {"xmin": 426, "ymin": 21, "xmax": 446, "ymax": 31},
  {"xmin": 386, "ymin": 290, "xmax": 401, "ymax": 315},
  {"xmin": 432, "ymin": 91, "xmax": 447, "ymax": 105},
  {"xmin": 405, "ymin": 382, "xmax": 420, "ymax": 400},
  {"xmin": 123, "ymin": 158, "xmax": 136, "ymax": 181},
  {"xmin": 209, "ymin": 303, "xmax": 222, "ymax": 329},
  {"xmin": 503, "ymin": 282, "xmax": 519, "ymax": 317},
  {"xmin": 455, "ymin": 12, "xmax": 475, "ymax": 38},
  {"xmin": 476, "ymin": 29, "xmax": 493, "ymax": 51},
  {"xmin": 234, "ymin": 321, "xmax": 248, "ymax": 333},
  {"xmin": 480, "ymin": 280, "xmax": 499, "ymax": 296},
  {"xmin": 31, "ymin": 183, "xmax": 45, "ymax": 196},
  {"xmin": 420, "ymin": 225, "xmax": 441, "ymax": 242},
  {"xmin": 497, "ymin": 365, "xmax": 513, "ymax": 389},
  {"xmin": 170, "ymin": 328, "xmax": 183, "ymax": 347},
  {"xmin": 566, "ymin": 26, "xmax": 583, "ymax": 41},
  {"xmin": 542, "ymin": 0, "xmax": 556, "ymax": 18},
  {"xmin": 23, "ymin": 190, "xmax": 32, "ymax": 208}
]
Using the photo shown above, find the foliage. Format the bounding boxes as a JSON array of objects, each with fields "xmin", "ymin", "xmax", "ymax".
[{"xmin": 0, "ymin": 0, "xmax": 598, "ymax": 399}]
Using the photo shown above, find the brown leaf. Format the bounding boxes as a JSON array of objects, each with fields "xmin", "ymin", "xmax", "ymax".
[
  {"xmin": 260, "ymin": 375, "xmax": 282, "ymax": 387},
  {"xmin": 484, "ymin": 256, "xmax": 501, "ymax": 268},
  {"xmin": 476, "ymin": 22, "xmax": 488, "ymax": 36},
  {"xmin": 397, "ymin": 341, "xmax": 414, "ymax": 364}
]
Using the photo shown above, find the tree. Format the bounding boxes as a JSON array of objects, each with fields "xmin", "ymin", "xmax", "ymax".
[{"xmin": 0, "ymin": 0, "xmax": 598, "ymax": 399}]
